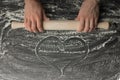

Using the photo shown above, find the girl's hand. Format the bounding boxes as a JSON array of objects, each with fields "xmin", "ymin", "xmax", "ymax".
[
  {"xmin": 75, "ymin": 0, "xmax": 99, "ymax": 32},
  {"xmin": 24, "ymin": 0, "xmax": 49, "ymax": 33}
]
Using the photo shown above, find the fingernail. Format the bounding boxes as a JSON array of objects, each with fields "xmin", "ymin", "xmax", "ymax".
[
  {"xmin": 83, "ymin": 31, "xmax": 87, "ymax": 33},
  {"xmin": 40, "ymin": 30, "xmax": 44, "ymax": 32},
  {"xmin": 76, "ymin": 30, "xmax": 81, "ymax": 33}
]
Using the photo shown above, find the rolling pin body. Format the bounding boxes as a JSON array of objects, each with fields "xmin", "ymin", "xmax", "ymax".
[{"xmin": 11, "ymin": 20, "xmax": 109, "ymax": 30}]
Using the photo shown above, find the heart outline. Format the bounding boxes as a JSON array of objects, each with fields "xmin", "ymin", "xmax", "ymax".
[{"xmin": 34, "ymin": 36, "xmax": 89, "ymax": 75}]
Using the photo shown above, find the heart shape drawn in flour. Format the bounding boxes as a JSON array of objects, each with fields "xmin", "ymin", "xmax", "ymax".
[{"xmin": 35, "ymin": 36, "xmax": 89, "ymax": 75}]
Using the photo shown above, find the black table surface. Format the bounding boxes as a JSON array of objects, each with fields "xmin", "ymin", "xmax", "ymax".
[{"xmin": 0, "ymin": 0, "xmax": 120, "ymax": 80}]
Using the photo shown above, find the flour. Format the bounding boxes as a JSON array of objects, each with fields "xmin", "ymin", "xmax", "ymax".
[{"xmin": 0, "ymin": 0, "xmax": 120, "ymax": 80}]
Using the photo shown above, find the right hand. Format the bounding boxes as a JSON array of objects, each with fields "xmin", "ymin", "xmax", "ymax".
[
  {"xmin": 24, "ymin": 0, "xmax": 49, "ymax": 32},
  {"xmin": 75, "ymin": 0, "xmax": 99, "ymax": 32}
]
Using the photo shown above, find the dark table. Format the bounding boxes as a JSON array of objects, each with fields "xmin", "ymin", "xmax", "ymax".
[{"xmin": 0, "ymin": 0, "xmax": 120, "ymax": 80}]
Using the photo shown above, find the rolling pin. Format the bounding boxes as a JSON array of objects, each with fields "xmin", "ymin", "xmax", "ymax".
[{"xmin": 11, "ymin": 20, "xmax": 109, "ymax": 30}]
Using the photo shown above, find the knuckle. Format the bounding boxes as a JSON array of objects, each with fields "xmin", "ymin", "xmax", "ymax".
[{"xmin": 30, "ymin": 15, "xmax": 33, "ymax": 18}]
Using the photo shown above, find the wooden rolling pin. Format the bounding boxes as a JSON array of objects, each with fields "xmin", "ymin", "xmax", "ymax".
[{"xmin": 11, "ymin": 20, "xmax": 109, "ymax": 30}]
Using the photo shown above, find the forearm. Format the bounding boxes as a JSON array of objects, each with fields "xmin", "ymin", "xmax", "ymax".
[
  {"xmin": 84, "ymin": 0, "xmax": 99, "ymax": 1},
  {"xmin": 24, "ymin": 0, "xmax": 40, "ymax": 4},
  {"xmin": 83, "ymin": 0, "xmax": 99, "ymax": 3},
  {"xmin": 82, "ymin": 0, "xmax": 99, "ymax": 7}
]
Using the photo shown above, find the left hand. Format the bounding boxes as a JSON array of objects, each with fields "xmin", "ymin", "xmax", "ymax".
[{"xmin": 75, "ymin": 0, "xmax": 99, "ymax": 32}]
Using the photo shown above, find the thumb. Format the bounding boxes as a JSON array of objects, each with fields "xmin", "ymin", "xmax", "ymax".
[
  {"xmin": 42, "ymin": 9, "xmax": 50, "ymax": 21},
  {"xmin": 75, "ymin": 16, "xmax": 80, "ymax": 21}
]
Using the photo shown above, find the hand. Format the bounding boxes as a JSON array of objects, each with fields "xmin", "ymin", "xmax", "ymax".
[
  {"xmin": 75, "ymin": 0, "xmax": 99, "ymax": 32},
  {"xmin": 24, "ymin": 0, "xmax": 49, "ymax": 33}
]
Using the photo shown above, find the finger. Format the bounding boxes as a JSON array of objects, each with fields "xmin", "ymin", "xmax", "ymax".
[
  {"xmin": 24, "ymin": 17, "xmax": 28, "ymax": 30},
  {"xmin": 26, "ymin": 19, "xmax": 32, "ymax": 32},
  {"xmin": 95, "ymin": 18, "xmax": 98, "ymax": 29},
  {"xmin": 37, "ymin": 17, "xmax": 43, "ymax": 32},
  {"xmin": 77, "ymin": 18, "xmax": 85, "ymax": 32},
  {"xmin": 75, "ymin": 17, "xmax": 80, "ymax": 20},
  {"xmin": 75, "ymin": 15, "xmax": 80, "ymax": 20},
  {"xmin": 83, "ymin": 18, "xmax": 90, "ymax": 32},
  {"xmin": 89, "ymin": 18, "xmax": 94, "ymax": 32},
  {"xmin": 76, "ymin": 12, "xmax": 80, "ymax": 20},
  {"xmin": 31, "ymin": 18, "xmax": 38, "ymax": 33},
  {"xmin": 43, "ymin": 9, "xmax": 49, "ymax": 21}
]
